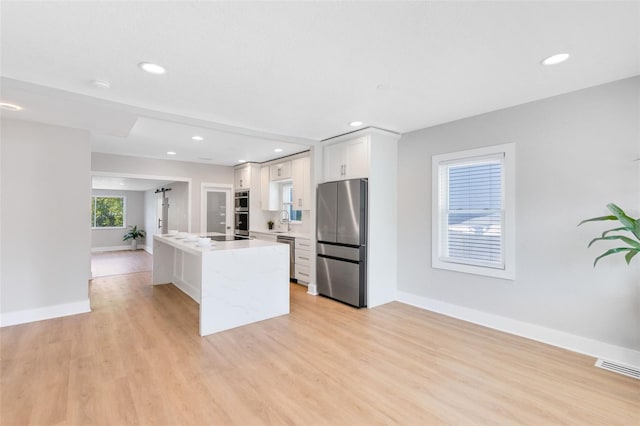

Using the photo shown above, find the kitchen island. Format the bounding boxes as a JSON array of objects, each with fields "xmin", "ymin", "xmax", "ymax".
[{"xmin": 153, "ymin": 234, "xmax": 289, "ymax": 336}]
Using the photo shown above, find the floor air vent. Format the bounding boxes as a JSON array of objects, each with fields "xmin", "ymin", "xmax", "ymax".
[{"xmin": 595, "ymin": 359, "xmax": 640, "ymax": 380}]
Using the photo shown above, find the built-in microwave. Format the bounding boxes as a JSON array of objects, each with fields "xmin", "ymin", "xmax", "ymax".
[{"xmin": 235, "ymin": 190, "xmax": 249, "ymax": 211}]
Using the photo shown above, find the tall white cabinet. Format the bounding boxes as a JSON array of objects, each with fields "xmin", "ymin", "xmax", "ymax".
[
  {"xmin": 259, "ymin": 153, "xmax": 311, "ymax": 212},
  {"xmin": 233, "ymin": 162, "xmax": 262, "ymax": 228},
  {"xmin": 260, "ymin": 165, "xmax": 279, "ymax": 211},
  {"xmin": 292, "ymin": 156, "xmax": 311, "ymax": 210},
  {"xmin": 234, "ymin": 166, "xmax": 251, "ymax": 189},
  {"xmin": 320, "ymin": 129, "xmax": 399, "ymax": 308},
  {"xmin": 323, "ymin": 136, "xmax": 369, "ymax": 181}
]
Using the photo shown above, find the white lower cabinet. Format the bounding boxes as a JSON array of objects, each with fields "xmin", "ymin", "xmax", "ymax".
[
  {"xmin": 250, "ymin": 231, "xmax": 278, "ymax": 242},
  {"xmin": 294, "ymin": 237, "xmax": 311, "ymax": 284}
]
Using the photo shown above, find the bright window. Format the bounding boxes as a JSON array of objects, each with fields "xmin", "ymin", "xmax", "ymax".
[
  {"xmin": 432, "ymin": 143, "xmax": 515, "ymax": 280},
  {"xmin": 282, "ymin": 183, "xmax": 302, "ymax": 222},
  {"xmin": 91, "ymin": 196, "xmax": 126, "ymax": 229}
]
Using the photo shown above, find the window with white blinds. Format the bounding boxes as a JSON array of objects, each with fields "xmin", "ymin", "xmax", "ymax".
[
  {"xmin": 432, "ymin": 144, "xmax": 515, "ymax": 280},
  {"xmin": 440, "ymin": 155, "xmax": 504, "ymax": 268}
]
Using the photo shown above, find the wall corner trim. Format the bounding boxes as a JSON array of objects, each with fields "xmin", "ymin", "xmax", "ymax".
[
  {"xmin": 396, "ymin": 291, "xmax": 640, "ymax": 368},
  {"xmin": 0, "ymin": 299, "xmax": 91, "ymax": 328}
]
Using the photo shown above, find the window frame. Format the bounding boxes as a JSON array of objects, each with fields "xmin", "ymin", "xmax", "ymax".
[
  {"xmin": 281, "ymin": 183, "xmax": 302, "ymax": 223},
  {"xmin": 91, "ymin": 195, "xmax": 127, "ymax": 229},
  {"xmin": 432, "ymin": 143, "xmax": 515, "ymax": 280}
]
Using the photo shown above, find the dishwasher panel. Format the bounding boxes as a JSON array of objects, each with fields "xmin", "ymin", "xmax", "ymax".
[{"xmin": 276, "ymin": 236, "xmax": 295, "ymax": 280}]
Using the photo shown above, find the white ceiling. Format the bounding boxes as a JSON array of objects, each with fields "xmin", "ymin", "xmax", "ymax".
[
  {"xmin": 92, "ymin": 176, "xmax": 174, "ymax": 192},
  {"xmin": 1, "ymin": 1, "xmax": 639, "ymax": 166}
]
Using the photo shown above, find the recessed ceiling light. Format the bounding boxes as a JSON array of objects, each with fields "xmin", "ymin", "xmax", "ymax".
[
  {"xmin": 541, "ymin": 53, "xmax": 570, "ymax": 66},
  {"xmin": 274, "ymin": 148, "xmax": 283, "ymax": 153},
  {"xmin": 0, "ymin": 102, "xmax": 23, "ymax": 111},
  {"xmin": 349, "ymin": 121, "xmax": 364, "ymax": 127},
  {"xmin": 167, "ymin": 151, "xmax": 177, "ymax": 155},
  {"xmin": 138, "ymin": 62, "xmax": 167, "ymax": 75},
  {"xmin": 192, "ymin": 135, "xmax": 204, "ymax": 141},
  {"xmin": 238, "ymin": 160, "xmax": 246, "ymax": 163},
  {"xmin": 90, "ymin": 79, "xmax": 111, "ymax": 89}
]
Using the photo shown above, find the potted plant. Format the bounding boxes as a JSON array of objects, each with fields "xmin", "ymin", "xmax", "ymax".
[
  {"xmin": 267, "ymin": 220, "xmax": 275, "ymax": 230},
  {"xmin": 578, "ymin": 203, "xmax": 640, "ymax": 266},
  {"xmin": 123, "ymin": 225, "xmax": 146, "ymax": 250}
]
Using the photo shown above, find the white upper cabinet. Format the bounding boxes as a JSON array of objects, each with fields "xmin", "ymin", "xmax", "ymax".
[
  {"xmin": 260, "ymin": 165, "xmax": 279, "ymax": 210},
  {"xmin": 323, "ymin": 136, "xmax": 369, "ymax": 181},
  {"xmin": 292, "ymin": 156, "xmax": 311, "ymax": 210},
  {"xmin": 235, "ymin": 166, "xmax": 251, "ymax": 189},
  {"xmin": 270, "ymin": 161, "xmax": 292, "ymax": 181}
]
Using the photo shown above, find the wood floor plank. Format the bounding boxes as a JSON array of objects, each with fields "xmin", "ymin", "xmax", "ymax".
[{"xmin": 1, "ymin": 267, "xmax": 638, "ymax": 425}]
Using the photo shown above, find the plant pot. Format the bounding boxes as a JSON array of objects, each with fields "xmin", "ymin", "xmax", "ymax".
[{"xmin": 130, "ymin": 240, "xmax": 138, "ymax": 250}]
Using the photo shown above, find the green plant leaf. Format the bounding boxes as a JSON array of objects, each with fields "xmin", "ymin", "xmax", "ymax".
[
  {"xmin": 588, "ymin": 235, "xmax": 640, "ymax": 249},
  {"xmin": 593, "ymin": 247, "xmax": 633, "ymax": 267},
  {"xmin": 602, "ymin": 227, "xmax": 632, "ymax": 237},
  {"xmin": 625, "ymin": 250, "xmax": 639, "ymax": 265},
  {"xmin": 606, "ymin": 203, "xmax": 638, "ymax": 237},
  {"xmin": 577, "ymin": 215, "xmax": 617, "ymax": 226}
]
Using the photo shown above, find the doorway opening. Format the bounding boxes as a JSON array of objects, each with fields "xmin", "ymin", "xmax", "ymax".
[{"xmin": 90, "ymin": 172, "xmax": 191, "ymax": 279}]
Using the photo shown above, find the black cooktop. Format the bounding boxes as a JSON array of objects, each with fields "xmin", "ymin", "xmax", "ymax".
[{"xmin": 205, "ymin": 235, "xmax": 251, "ymax": 242}]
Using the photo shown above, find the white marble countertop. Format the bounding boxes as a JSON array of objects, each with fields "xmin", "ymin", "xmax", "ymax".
[
  {"xmin": 250, "ymin": 229, "xmax": 311, "ymax": 239},
  {"xmin": 154, "ymin": 233, "xmax": 282, "ymax": 255}
]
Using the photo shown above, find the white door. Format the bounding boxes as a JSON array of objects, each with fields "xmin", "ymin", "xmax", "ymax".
[
  {"xmin": 206, "ymin": 191, "xmax": 227, "ymax": 233},
  {"xmin": 201, "ymin": 185, "xmax": 233, "ymax": 235},
  {"xmin": 156, "ymin": 197, "xmax": 164, "ymax": 233}
]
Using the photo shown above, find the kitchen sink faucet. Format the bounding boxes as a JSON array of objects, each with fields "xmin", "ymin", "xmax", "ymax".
[{"xmin": 279, "ymin": 210, "xmax": 291, "ymax": 232}]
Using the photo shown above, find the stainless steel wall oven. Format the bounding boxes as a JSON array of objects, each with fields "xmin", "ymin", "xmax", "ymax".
[{"xmin": 235, "ymin": 190, "xmax": 250, "ymax": 236}]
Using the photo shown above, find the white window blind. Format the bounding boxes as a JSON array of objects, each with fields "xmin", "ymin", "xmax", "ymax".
[
  {"xmin": 282, "ymin": 183, "xmax": 302, "ymax": 222},
  {"xmin": 438, "ymin": 154, "xmax": 505, "ymax": 269}
]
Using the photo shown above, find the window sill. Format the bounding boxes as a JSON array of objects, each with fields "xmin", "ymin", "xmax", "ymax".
[
  {"xmin": 92, "ymin": 227, "xmax": 126, "ymax": 230},
  {"xmin": 432, "ymin": 258, "xmax": 515, "ymax": 280}
]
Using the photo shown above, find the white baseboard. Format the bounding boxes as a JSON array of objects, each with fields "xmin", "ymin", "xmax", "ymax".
[
  {"xmin": 396, "ymin": 291, "xmax": 640, "ymax": 368},
  {"xmin": 91, "ymin": 245, "xmax": 132, "ymax": 253},
  {"xmin": 144, "ymin": 245, "xmax": 153, "ymax": 254},
  {"xmin": 1, "ymin": 299, "xmax": 91, "ymax": 328}
]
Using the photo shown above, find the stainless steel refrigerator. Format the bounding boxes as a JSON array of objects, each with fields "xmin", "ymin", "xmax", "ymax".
[{"xmin": 316, "ymin": 178, "xmax": 367, "ymax": 307}]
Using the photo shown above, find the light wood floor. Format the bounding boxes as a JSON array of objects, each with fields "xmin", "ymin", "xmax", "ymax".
[
  {"xmin": 91, "ymin": 250, "xmax": 152, "ymax": 278},
  {"xmin": 1, "ymin": 272, "xmax": 638, "ymax": 425}
]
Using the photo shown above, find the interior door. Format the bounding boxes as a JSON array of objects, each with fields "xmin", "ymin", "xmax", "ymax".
[
  {"xmin": 206, "ymin": 191, "xmax": 227, "ymax": 233},
  {"xmin": 203, "ymin": 187, "xmax": 231, "ymax": 234},
  {"xmin": 156, "ymin": 197, "xmax": 165, "ymax": 233}
]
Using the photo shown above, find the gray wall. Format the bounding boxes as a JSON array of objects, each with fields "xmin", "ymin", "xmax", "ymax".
[
  {"xmin": 1, "ymin": 119, "xmax": 91, "ymax": 313},
  {"xmin": 91, "ymin": 189, "xmax": 145, "ymax": 249},
  {"xmin": 92, "ymin": 153, "xmax": 234, "ymax": 234},
  {"xmin": 397, "ymin": 77, "xmax": 639, "ymax": 350}
]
